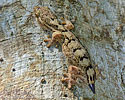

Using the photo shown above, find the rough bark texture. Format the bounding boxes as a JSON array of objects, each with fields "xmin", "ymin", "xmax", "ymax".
[{"xmin": 0, "ymin": 0, "xmax": 124, "ymax": 100}]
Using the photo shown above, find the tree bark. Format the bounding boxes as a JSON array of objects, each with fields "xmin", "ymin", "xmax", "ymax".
[{"xmin": 0, "ymin": 0, "xmax": 124, "ymax": 100}]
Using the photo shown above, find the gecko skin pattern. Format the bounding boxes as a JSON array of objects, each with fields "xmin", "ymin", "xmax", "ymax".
[{"xmin": 34, "ymin": 6, "xmax": 96, "ymax": 94}]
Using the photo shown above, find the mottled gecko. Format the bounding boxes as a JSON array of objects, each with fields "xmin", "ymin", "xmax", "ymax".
[{"xmin": 34, "ymin": 6, "xmax": 96, "ymax": 94}]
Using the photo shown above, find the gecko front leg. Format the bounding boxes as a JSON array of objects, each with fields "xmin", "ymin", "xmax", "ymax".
[{"xmin": 44, "ymin": 31, "xmax": 63, "ymax": 48}]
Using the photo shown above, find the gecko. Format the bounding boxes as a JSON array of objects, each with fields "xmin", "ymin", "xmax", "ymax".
[{"xmin": 34, "ymin": 6, "xmax": 96, "ymax": 94}]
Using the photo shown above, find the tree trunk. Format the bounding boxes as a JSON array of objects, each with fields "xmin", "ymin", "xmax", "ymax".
[{"xmin": 0, "ymin": 0, "xmax": 124, "ymax": 100}]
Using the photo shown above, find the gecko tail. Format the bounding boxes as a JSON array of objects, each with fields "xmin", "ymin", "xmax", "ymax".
[
  {"xmin": 89, "ymin": 84, "xmax": 95, "ymax": 94},
  {"xmin": 86, "ymin": 65, "xmax": 96, "ymax": 94}
]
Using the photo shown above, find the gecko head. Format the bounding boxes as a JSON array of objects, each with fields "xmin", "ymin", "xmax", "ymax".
[{"xmin": 86, "ymin": 65, "xmax": 96, "ymax": 94}]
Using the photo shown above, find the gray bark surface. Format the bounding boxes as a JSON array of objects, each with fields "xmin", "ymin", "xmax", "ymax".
[{"xmin": 0, "ymin": 0, "xmax": 124, "ymax": 100}]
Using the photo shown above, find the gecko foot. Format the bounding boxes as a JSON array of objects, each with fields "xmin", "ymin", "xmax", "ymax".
[
  {"xmin": 61, "ymin": 65, "xmax": 84, "ymax": 89},
  {"xmin": 44, "ymin": 31, "xmax": 63, "ymax": 48}
]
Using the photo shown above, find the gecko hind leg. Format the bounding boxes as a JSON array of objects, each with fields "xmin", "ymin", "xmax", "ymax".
[
  {"xmin": 61, "ymin": 73, "xmax": 77, "ymax": 89},
  {"xmin": 61, "ymin": 65, "xmax": 83, "ymax": 89}
]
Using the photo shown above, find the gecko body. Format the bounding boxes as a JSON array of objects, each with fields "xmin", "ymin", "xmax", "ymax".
[{"xmin": 34, "ymin": 6, "xmax": 96, "ymax": 94}]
